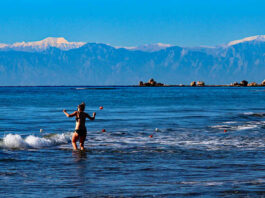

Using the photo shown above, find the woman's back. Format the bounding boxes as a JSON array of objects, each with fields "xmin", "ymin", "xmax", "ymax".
[{"xmin": 75, "ymin": 111, "xmax": 87, "ymax": 130}]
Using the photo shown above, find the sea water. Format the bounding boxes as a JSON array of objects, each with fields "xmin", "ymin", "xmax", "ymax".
[{"xmin": 0, "ymin": 86, "xmax": 264, "ymax": 197}]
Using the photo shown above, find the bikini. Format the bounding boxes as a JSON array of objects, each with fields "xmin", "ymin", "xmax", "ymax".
[{"xmin": 75, "ymin": 112, "xmax": 87, "ymax": 136}]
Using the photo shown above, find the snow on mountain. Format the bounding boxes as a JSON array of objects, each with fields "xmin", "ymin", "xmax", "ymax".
[
  {"xmin": 0, "ymin": 37, "xmax": 86, "ymax": 52},
  {"xmin": 227, "ymin": 35, "xmax": 265, "ymax": 46},
  {"xmin": 116, "ymin": 35, "xmax": 265, "ymax": 52},
  {"xmin": 0, "ymin": 35, "xmax": 264, "ymax": 54},
  {"xmin": 116, "ymin": 43, "xmax": 172, "ymax": 52},
  {"xmin": 0, "ymin": 43, "xmax": 8, "ymax": 48}
]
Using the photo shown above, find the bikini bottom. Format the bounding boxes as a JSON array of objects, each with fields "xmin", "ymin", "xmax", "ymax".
[{"xmin": 75, "ymin": 128, "xmax": 87, "ymax": 136}]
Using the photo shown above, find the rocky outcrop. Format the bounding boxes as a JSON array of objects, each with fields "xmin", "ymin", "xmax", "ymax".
[
  {"xmin": 231, "ymin": 80, "xmax": 259, "ymax": 87},
  {"xmin": 149, "ymin": 78, "xmax": 156, "ymax": 86},
  {"xmin": 240, "ymin": 80, "xmax": 248, "ymax": 87},
  {"xmin": 197, "ymin": 81, "xmax": 205, "ymax": 86},
  {"xmin": 190, "ymin": 81, "xmax": 196, "ymax": 86},
  {"xmin": 138, "ymin": 79, "xmax": 263, "ymax": 87},
  {"xmin": 248, "ymin": 82, "xmax": 258, "ymax": 86},
  {"xmin": 231, "ymin": 82, "xmax": 240, "ymax": 86},
  {"xmin": 139, "ymin": 78, "xmax": 164, "ymax": 86}
]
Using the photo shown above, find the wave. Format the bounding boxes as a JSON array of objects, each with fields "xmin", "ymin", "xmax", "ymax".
[
  {"xmin": 82, "ymin": 130, "xmax": 265, "ymax": 151},
  {"xmin": 1, "ymin": 126, "xmax": 264, "ymax": 151},
  {"xmin": 178, "ymin": 178, "xmax": 265, "ymax": 186},
  {"xmin": 1, "ymin": 133, "xmax": 72, "ymax": 149},
  {"xmin": 242, "ymin": 112, "xmax": 265, "ymax": 117},
  {"xmin": 210, "ymin": 124, "xmax": 259, "ymax": 131},
  {"xmin": 236, "ymin": 124, "xmax": 259, "ymax": 130},
  {"xmin": 210, "ymin": 119, "xmax": 265, "ymax": 131}
]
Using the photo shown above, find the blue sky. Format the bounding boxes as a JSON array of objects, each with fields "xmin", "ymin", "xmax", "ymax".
[{"xmin": 0, "ymin": 0, "xmax": 264, "ymax": 47}]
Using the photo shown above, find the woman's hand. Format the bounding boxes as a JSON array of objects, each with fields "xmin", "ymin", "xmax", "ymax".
[
  {"xmin": 93, "ymin": 112, "xmax": 96, "ymax": 117},
  {"xmin": 63, "ymin": 109, "xmax": 66, "ymax": 113}
]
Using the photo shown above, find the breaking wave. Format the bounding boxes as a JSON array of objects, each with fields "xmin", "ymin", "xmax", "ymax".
[{"xmin": 1, "ymin": 133, "xmax": 72, "ymax": 149}]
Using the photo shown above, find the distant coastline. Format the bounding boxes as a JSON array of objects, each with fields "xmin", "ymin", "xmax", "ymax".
[
  {"xmin": 138, "ymin": 79, "xmax": 265, "ymax": 87},
  {"xmin": 1, "ymin": 81, "xmax": 265, "ymax": 88}
]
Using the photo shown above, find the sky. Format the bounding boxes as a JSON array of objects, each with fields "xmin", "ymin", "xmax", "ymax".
[{"xmin": 0, "ymin": 0, "xmax": 264, "ymax": 47}]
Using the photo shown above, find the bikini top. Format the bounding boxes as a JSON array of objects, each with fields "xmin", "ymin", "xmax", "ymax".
[{"xmin": 76, "ymin": 111, "xmax": 81, "ymax": 122}]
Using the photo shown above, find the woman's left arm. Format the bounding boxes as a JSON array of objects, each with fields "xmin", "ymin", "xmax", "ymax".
[{"xmin": 86, "ymin": 112, "xmax": 96, "ymax": 120}]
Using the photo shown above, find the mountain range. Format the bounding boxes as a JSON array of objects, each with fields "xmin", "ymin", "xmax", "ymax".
[
  {"xmin": 0, "ymin": 35, "xmax": 264, "ymax": 85},
  {"xmin": 0, "ymin": 37, "xmax": 85, "ymax": 52}
]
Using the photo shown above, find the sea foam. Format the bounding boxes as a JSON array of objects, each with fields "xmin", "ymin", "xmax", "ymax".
[
  {"xmin": 3, "ymin": 134, "xmax": 28, "ymax": 149},
  {"xmin": 2, "ymin": 133, "xmax": 71, "ymax": 149}
]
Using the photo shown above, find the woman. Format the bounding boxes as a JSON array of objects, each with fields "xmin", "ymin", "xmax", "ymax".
[{"xmin": 63, "ymin": 102, "xmax": 96, "ymax": 150}]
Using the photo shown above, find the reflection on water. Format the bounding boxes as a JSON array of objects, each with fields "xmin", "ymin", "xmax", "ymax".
[{"xmin": 72, "ymin": 150, "xmax": 87, "ymax": 162}]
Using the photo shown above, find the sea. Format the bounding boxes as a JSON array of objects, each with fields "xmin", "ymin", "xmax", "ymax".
[{"xmin": 0, "ymin": 86, "xmax": 264, "ymax": 197}]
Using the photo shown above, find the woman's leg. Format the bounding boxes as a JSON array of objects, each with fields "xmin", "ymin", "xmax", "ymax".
[
  {"xmin": 72, "ymin": 132, "xmax": 79, "ymax": 150},
  {"xmin": 79, "ymin": 135, "xmax": 86, "ymax": 151}
]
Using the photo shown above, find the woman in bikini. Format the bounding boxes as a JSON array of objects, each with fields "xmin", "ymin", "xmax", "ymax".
[{"xmin": 63, "ymin": 102, "xmax": 96, "ymax": 150}]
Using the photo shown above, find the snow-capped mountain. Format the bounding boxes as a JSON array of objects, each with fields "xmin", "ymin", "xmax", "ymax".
[
  {"xmin": 1, "ymin": 35, "xmax": 264, "ymax": 53},
  {"xmin": 227, "ymin": 35, "xmax": 265, "ymax": 46},
  {"xmin": 0, "ymin": 37, "xmax": 86, "ymax": 52},
  {"xmin": 116, "ymin": 43, "xmax": 172, "ymax": 52},
  {"xmin": 116, "ymin": 35, "xmax": 265, "ymax": 52},
  {"xmin": 0, "ymin": 43, "xmax": 8, "ymax": 48}
]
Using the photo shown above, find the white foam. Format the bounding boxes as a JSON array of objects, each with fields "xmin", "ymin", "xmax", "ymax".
[
  {"xmin": 25, "ymin": 135, "xmax": 52, "ymax": 148},
  {"xmin": 180, "ymin": 181, "xmax": 198, "ymax": 185},
  {"xmin": 2, "ymin": 133, "xmax": 71, "ymax": 149},
  {"xmin": 203, "ymin": 182, "xmax": 224, "ymax": 186},
  {"xmin": 210, "ymin": 125, "xmax": 228, "ymax": 129},
  {"xmin": 3, "ymin": 129, "xmax": 264, "ymax": 151},
  {"xmin": 223, "ymin": 121, "xmax": 237, "ymax": 124},
  {"xmin": 180, "ymin": 181, "xmax": 223, "ymax": 186},
  {"xmin": 236, "ymin": 125, "xmax": 258, "ymax": 130},
  {"xmin": 84, "ymin": 132, "xmax": 265, "ymax": 151},
  {"xmin": 51, "ymin": 133, "xmax": 71, "ymax": 144},
  {"xmin": 75, "ymin": 88, "xmax": 89, "ymax": 90},
  {"xmin": 243, "ymin": 112, "xmax": 254, "ymax": 115},
  {"xmin": 211, "ymin": 121, "xmax": 261, "ymax": 131},
  {"xmin": 3, "ymin": 134, "xmax": 28, "ymax": 149}
]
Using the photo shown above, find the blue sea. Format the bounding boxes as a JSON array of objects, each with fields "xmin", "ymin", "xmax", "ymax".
[{"xmin": 0, "ymin": 86, "xmax": 265, "ymax": 197}]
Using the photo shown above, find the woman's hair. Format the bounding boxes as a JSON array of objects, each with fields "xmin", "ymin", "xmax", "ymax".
[{"xmin": 78, "ymin": 102, "xmax": 85, "ymax": 111}]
